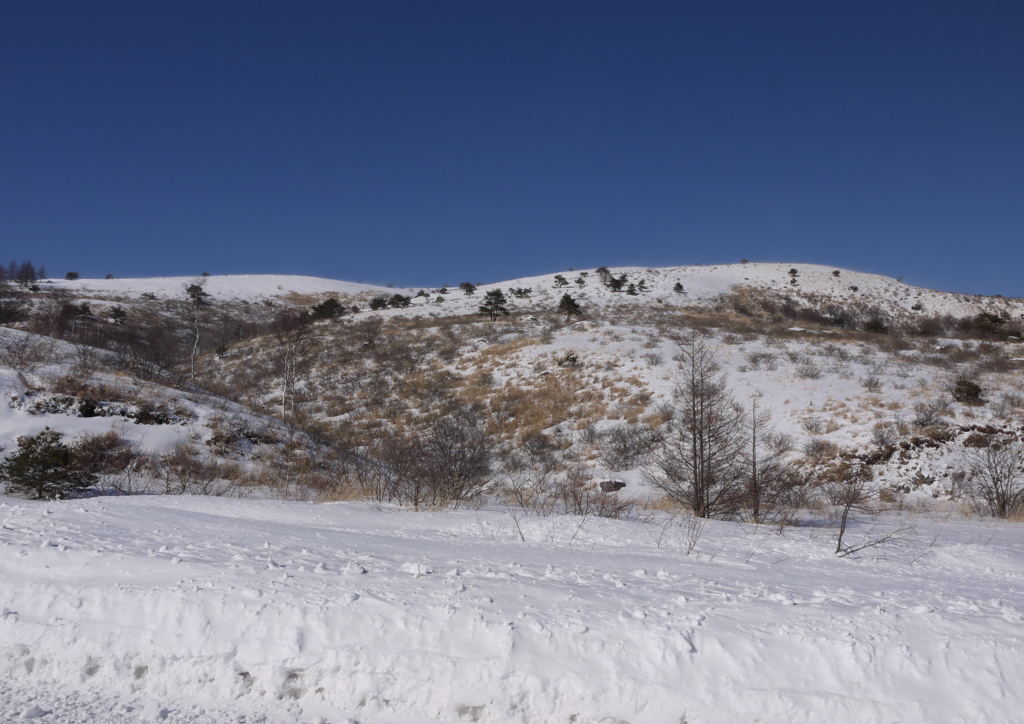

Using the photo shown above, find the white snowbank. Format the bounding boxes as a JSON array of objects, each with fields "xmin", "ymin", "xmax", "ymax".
[{"xmin": 2, "ymin": 496, "xmax": 1022, "ymax": 723}]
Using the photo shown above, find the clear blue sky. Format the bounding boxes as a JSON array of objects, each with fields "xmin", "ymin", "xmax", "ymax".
[{"xmin": 2, "ymin": 1, "xmax": 1022, "ymax": 295}]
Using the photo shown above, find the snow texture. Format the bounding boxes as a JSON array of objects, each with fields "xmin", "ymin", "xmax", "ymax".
[{"xmin": 2, "ymin": 496, "xmax": 1023, "ymax": 723}]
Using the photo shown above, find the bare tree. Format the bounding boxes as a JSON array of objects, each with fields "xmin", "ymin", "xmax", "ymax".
[
  {"xmin": 183, "ymin": 280, "xmax": 208, "ymax": 384},
  {"xmin": 743, "ymin": 397, "xmax": 796, "ymax": 524},
  {"xmin": 415, "ymin": 405, "xmax": 493, "ymax": 509},
  {"xmin": 645, "ymin": 335, "xmax": 747, "ymax": 518},
  {"xmin": 821, "ymin": 461, "xmax": 911, "ymax": 556},
  {"xmin": 961, "ymin": 442, "xmax": 1024, "ymax": 518},
  {"xmin": 270, "ymin": 312, "xmax": 316, "ymax": 427},
  {"xmin": 0, "ymin": 329, "xmax": 57, "ymax": 376}
]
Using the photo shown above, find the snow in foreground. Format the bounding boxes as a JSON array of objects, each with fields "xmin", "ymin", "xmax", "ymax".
[{"xmin": 1, "ymin": 496, "xmax": 1022, "ymax": 724}]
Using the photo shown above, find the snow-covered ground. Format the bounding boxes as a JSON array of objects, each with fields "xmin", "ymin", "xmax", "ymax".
[
  {"xmin": 38, "ymin": 263, "xmax": 1023, "ymax": 319},
  {"xmin": 2, "ymin": 496, "xmax": 1023, "ymax": 724},
  {"xmin": 45, "ymin": 275, "xmax": 409, "ymax": 303}
]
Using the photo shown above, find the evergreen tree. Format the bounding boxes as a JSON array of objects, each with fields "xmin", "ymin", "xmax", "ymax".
[
  {"xmin": 459, "ymin": 282, "xmax": 477, "ymax": 296},
  {"xmin": 595, "ymin": 266, "xmax": 612, "ymax": 286},
  {"xmin": 553, "ymin": 274, "xmax": 569, "ymax": 288},
  {"xmin": 673, "ymin": 282, "xmax": 685, "ymax": 294},
  {"xmin": 478, "ymin": 289, "xmax": 510, "ymax": 321},
  {"xmin": 558, "ymin": 293, "xmax": 582, "ymax": 321},
  {"xmin": 185, "ymin": 283, "xmax": 209, "ymax": 305},
  {"xmin": 310, "ymin": 298, "xmax": 344, "ymax": 319},
  {"xmin": 0, "ymin": 428, "xmax": 96, "ymax": 500}
]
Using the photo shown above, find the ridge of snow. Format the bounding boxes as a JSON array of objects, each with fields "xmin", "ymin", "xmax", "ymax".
[{"xmin": 46, "ymin": 274, "xmax": 412, "ymax": 301}]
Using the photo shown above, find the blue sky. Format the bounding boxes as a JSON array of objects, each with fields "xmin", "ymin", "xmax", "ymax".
[{"xmin": 2, "ymin": 1, "xmax": 1022, "ymax": 295}]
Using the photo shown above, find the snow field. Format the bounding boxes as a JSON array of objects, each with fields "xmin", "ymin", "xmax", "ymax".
[
  {"xmin": 2, "ymin": 496, "xmax": 1023, "ymax": 723},
  {"xmin": 47, "ymin": 275, "xmax": 409, "ymax": 303}
]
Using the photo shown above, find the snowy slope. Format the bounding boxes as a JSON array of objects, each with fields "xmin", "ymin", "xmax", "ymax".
[
  {"xmin": 45, "ymin": 275, "xmax": 410, "ymax": 302},
  {"xmin": 2, "ymin": 496, "xmax": 1023, "ymax": 724},
  {"xmin": 37, "ymin": 263, "xmax": 1023, "ymax": 319}
]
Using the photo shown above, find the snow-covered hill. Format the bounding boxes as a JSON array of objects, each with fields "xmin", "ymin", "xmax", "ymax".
[
  {"xmin": 42, "ymin": 263, "xmax": 1023, "ymax": 322},
  {"xmin": 47, "ymin": 274, "xmax": 409, "ymax": 302},
  {"xmin": 3, "ymin": 261, "xmax": 1024, "ymax": 723}
]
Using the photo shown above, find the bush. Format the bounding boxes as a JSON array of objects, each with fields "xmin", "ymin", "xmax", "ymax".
[
  {"xmin": 802, "ymin": 437, "xmax": 840, "ymax": 464},
  {"xmin": 600, "ymin": 423, "xmax": 661, "ymax": 471},
  {"xmin": 0, "ymin": 427, "xmax": 97, "ymax": 500},
  {"xmin": 960, "ymin": 443, "xmax": 1024, "ymax": 518},
  {"xmin": 952, "ymin": 376, "xmax": 984, "ymax": 404},
  {"xmin": 863, "ymin": 317, "xmax": 889, "ymax": 334},
  {"xmin": 913, "ymin": 398, "xmax": 950, "ymax": 428},
  {"xmin": 310, "ymin": 298, "xmax": 344, "ymax": 319}
]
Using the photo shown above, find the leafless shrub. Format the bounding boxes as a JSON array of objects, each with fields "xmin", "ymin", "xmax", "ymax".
[
  {"xmin": 992, "ymin": 392, "xmax": 1024, "ymax": 418},
  {"xmin": 157, "ymin": 443, "xmax": 236, "ymax": 496},
  {"xmin": 681, "ymin": 513, "xmax": 707, "ymax": 555},
  {"xmin": 641, "ymin": 352, "xmax": 663, "ymax": 366},
  {"xmin": 70, "ymin": 344, "xmax": 107, "ymax": 380},
  {"xmin": 359, "ymin": 406, "xmax": 493, "ymax": 510},
  {"xmin": 959, "ymin": 442, "xmax": 1024, "ymax": 518},
  {"xmin": 77, "ymin": 431, "xmax": 139, "ymax": 475},
  {"xmin": 871, "ymin": 422, "xmax": 898, "ymax": 448},
  {"xmin": 555, "ymin": 464, "xmax": 637, "ymax": 520},
  {"xmin": 802, "ymin": 437, "xmax": 839, "ymax": 464},
  {"xmin": 743, "ymin": 350, "xmax": 777, "ymax": 370},
  {"xmin": 819, "ymin": 343, "xmax": 851, "ymax": 362},
  {"xmin": 599, "ymin": 423, "xmax": 661, "ymax": 471},
  {"xmin": 496, "ymin": 451, "xmax": 558, "ymax": 520},
  {"xmin": 0, "ymin": 329, "xmax": 57, "ymax": 374},
  {"xmin": 814, "ymin": 461, "xmax": 913, "ymax": 555},
  {"xmin": 801, "ymin": 417, "xmax": 826, "ymax": 435},
  {"xmin": 912, "ymin": 397, "xmax": 950, "ymax": 428},
  {"xmin": 796, "ymin": 364, "xmax": 821, "ymax": 380},
  {"xmin": 861, "ymin": 375, "xmax": 883, "ymax": 393}
]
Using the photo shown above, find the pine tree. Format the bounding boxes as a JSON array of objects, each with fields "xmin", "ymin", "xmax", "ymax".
[
  {"xmin": 0, "ymin": 428, "xmax": 96, "ymax": 500},
  {"xmin": 478, "ymin": 289, "xmax": 510, "ymax": 321},
  {"xmin": 558, "ymin": 293, "xmax": 582, "ymax": 321},
  {"xmin": 310, "ymin": 298, "xmax": 344, "ymax": 319},
  {"xmin": 673, "ymin": 282, "xmax": 685, "ymax": 294},
  {"xmin": 459, "ymin": 282, "xmax": 477, "ymax": 296},
  {"xmin": 553, "ymin": 274, "xmax": 569, "ymax": 288}
]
